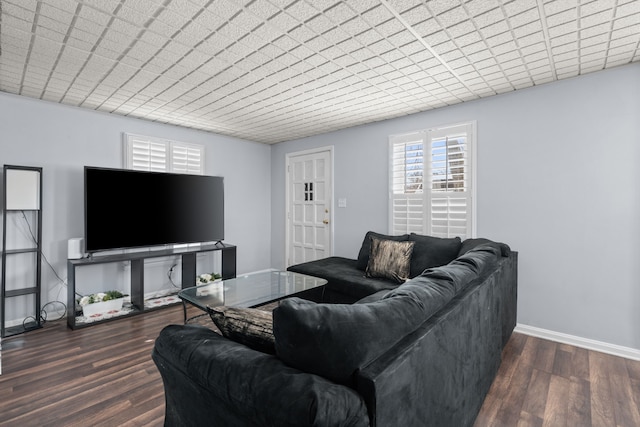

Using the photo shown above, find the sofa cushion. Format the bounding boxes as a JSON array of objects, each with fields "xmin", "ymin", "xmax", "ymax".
[
  {"xmin": 458, "ymin": 238, "xmax": 511, "ymax": 257},
  {"xmin": 207, "ymin": 306, "xmax": 275, "ymax": 354},
  {"xmin": 355, "ymin": 289, "xmax": 390, "ymax": 304},
  {"xmin": 421, "ymin": 243, "xmax": 501, "ymax": 294},
  {"xmin": 408, "ymin": 233, "xmax": 462, "ymax": 278},
  {"xmin": 365, "ymin": 237, "xmax": 414, "ymax": 283},
  {"xmin": 288, "ymin": 256, "xmax": 400, "ymax": 301},
  {"xmin": 153, "ymin": 325, "xmax": 370, "ymax": 426},
  {"xmin": 273, "ymin": 275, "xmax": 456, "ymax": 386},
  {"xmin": 356, "ymin": 231, "xmax": 409, "ymax": 271}
]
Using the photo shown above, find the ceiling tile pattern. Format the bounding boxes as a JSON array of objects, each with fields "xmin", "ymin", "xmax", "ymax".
[{"xmin": 1, "ymin": 0, "xmax": 638, "ymax": 144}]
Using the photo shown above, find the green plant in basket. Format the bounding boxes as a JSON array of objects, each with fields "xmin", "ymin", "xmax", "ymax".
[
  {"xmin": 198, "ymin": 273, "xmax": 222, "ymax": 284},
  {"xmin": 78, "ymin": 290, "xmax": 128, "ymax": 306}
]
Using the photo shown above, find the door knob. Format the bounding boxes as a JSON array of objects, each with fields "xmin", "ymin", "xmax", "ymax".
[{"xmin": 323, "ymin": 219, "xmax": 329, "ymax": 224}]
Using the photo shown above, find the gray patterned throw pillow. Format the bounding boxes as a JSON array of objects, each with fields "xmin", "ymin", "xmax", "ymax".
[
  {"xmin": 365, "ymin": 237, "xmax": 415, "ymax": 283},
  {"xmin": 207, "ymin": 305, "xmax": 275, "ymax": 354}
]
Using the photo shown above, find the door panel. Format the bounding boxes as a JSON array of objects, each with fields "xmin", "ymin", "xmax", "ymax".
[{"xmin": 286, "ymin": 149, "xmax": 332, "ymax": 267}]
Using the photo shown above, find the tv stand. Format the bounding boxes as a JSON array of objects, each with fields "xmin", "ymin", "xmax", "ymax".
[{"xmin": 67, "ymin": 242, "xmax": 236, "ymax": 329}]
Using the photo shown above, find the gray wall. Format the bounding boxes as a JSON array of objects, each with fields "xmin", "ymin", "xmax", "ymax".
[
  {"xmin": 0, "ymin": 92, "xmax": 272, "ymax": 322},
  {"xmin": 2, "ymin": 62, "xmax": 638, "ymax": 351},
  {"xmin": 271, "ymin": 62, "xmax": 640, "ymax": 351}
]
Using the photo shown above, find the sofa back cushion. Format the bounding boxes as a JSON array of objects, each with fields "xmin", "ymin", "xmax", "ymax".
[
  {"xmin": 356, "ymin": 231, "xmax": 409, "ymax": 271},
  {"xmin": 408, "ymin": 233, "xmax": 462, "ymax": 278},
  {"xmin": 458, "ymin": 238, "xmax": 511, "ymax": 257},
  {"xmin": 273, "ymin": 276, "xmax": 456, "ymax": 386},
  {"xmin": 421, "ymin": 243, "xmax": 501, "ymax": 293}
]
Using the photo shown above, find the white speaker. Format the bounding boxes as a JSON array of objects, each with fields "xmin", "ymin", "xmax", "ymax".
[{"xmin": 68, "ymin": 238, "xmax": 85, "ymax": 259}]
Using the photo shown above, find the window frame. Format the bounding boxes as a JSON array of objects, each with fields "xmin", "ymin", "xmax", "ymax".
[
  {"xmin": 123, "ymin": 133, "xmax": 205, "ymax": 175},
  {"xmin": 388, "ymin": 121, "xmax": 477, "ymax": 239}
]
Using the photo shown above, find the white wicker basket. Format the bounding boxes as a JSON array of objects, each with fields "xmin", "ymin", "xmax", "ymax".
[{"xmin": 82, "ymin": 298, "xmax": 124, "ymax": 318}]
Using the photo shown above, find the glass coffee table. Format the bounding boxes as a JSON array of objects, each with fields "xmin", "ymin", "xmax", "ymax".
[{"xmin": 178, "ymin": 270, "xmax": 326, "ymax": 323}]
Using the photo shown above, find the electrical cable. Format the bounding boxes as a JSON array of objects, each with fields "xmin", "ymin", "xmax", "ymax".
[
  {"xmin": 168, "ymin": 263, "xmax": 179, "ymax": 288},
  {"xmin": 41, "ymin": 301, "xmax": 66, "ymax": 322},
  {"xmin": 22, "ymin": 315, "xmax": 39, "ymax": 330},
  {"xmin": 14, "ymin": 211, "xmax": 69, "ymax": 324},
  {"xmin": 21, "ymin": 211, "xmax": 67, "ymax": 285}
]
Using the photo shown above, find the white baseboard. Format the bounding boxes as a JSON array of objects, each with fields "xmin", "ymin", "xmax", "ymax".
[{"xmin": 515, "ymin": 324, "xmax": 640, "ymax": 361}]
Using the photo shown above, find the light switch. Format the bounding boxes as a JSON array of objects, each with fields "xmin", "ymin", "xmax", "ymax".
[{"xmin": 338, "ymin": 198, "xmax": 347, "ymax": 208}]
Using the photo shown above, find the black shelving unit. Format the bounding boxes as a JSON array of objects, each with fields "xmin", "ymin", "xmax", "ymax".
[
  {"xmin": 67, "ymin": 242, "xmax": 236, "ymax": 329},
  {"xmin": 1, "ymin": 165, "xmax": 43, "ymax": 338}
]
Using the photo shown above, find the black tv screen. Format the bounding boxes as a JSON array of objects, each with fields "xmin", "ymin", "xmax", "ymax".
[{"xmin": 84, "ymin": 167, "xmax": 224, "ymax": 252}]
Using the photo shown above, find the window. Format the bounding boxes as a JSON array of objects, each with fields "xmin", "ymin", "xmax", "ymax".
[
  {"xmin": 123, "ymin": 133, "xmax": 204, "ymax": 175},
  {"xmin": 389, "ymin": 122, "xmax": 475, "ymax": 239}
]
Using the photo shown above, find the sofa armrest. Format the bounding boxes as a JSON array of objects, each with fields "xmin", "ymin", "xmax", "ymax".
[
  {"xmin": 153, "ymin": 324, "xmax": 369, "ymax": 427},
  {"xmin": 355, "ymin": 264, "xmax": 510, "ymax": 427}
]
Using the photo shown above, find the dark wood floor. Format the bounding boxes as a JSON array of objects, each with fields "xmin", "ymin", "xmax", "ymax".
[
  {"xmin": 1, "ymin": 304, "xmax": 639, "ymax": 426},
  {"xmin": 474, "ymin": 331, "xmax": 640, "ymax": 427}
]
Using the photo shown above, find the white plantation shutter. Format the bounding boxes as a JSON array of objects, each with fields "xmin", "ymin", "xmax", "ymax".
[
  {"xmin": 390, "ymin": 132, "xmax": 426, "ymax": 234},
  {"xmin": 171, "ymin": 143, "xmax": 204, "ymax": 175},
  {"xmin": 126, "ymin": 135, "xmax": 167, "ymax": 172},
  {"xmin": 427, "ymin": 125, "xmax": 472, "ymax": 238},
  {"xmin": 124, "ymin": 133, "xmax": 204, "ymax": 175},
  {"xmin": 390, "ymin": 122, "xmax": 475, "ymax": 239}
]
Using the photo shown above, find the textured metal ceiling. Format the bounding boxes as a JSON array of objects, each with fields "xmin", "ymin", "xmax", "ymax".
[{"xmin": 1, "ymin": 0, "xmax": 638, "ymax": 144}]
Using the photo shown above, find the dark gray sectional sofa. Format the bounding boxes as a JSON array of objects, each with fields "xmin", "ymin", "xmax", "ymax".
[{"xmin": 152, "ymin": 232, "xmax": 518, "ymax": 426}]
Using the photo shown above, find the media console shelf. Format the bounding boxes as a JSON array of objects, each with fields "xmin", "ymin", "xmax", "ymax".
[{"xmin": 67, "ymin": 242, "xmax": 236, "ymax": 329}]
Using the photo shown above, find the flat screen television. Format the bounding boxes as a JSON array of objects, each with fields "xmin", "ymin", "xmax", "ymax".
[{"xmin": 84, "ymin": 167, "xmax": 224, "ymax": 253}]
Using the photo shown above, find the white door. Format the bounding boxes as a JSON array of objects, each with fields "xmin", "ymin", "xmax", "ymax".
[{"xmin": 286, "ymin": 148, "xmax": 333, "ymax": 267}]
